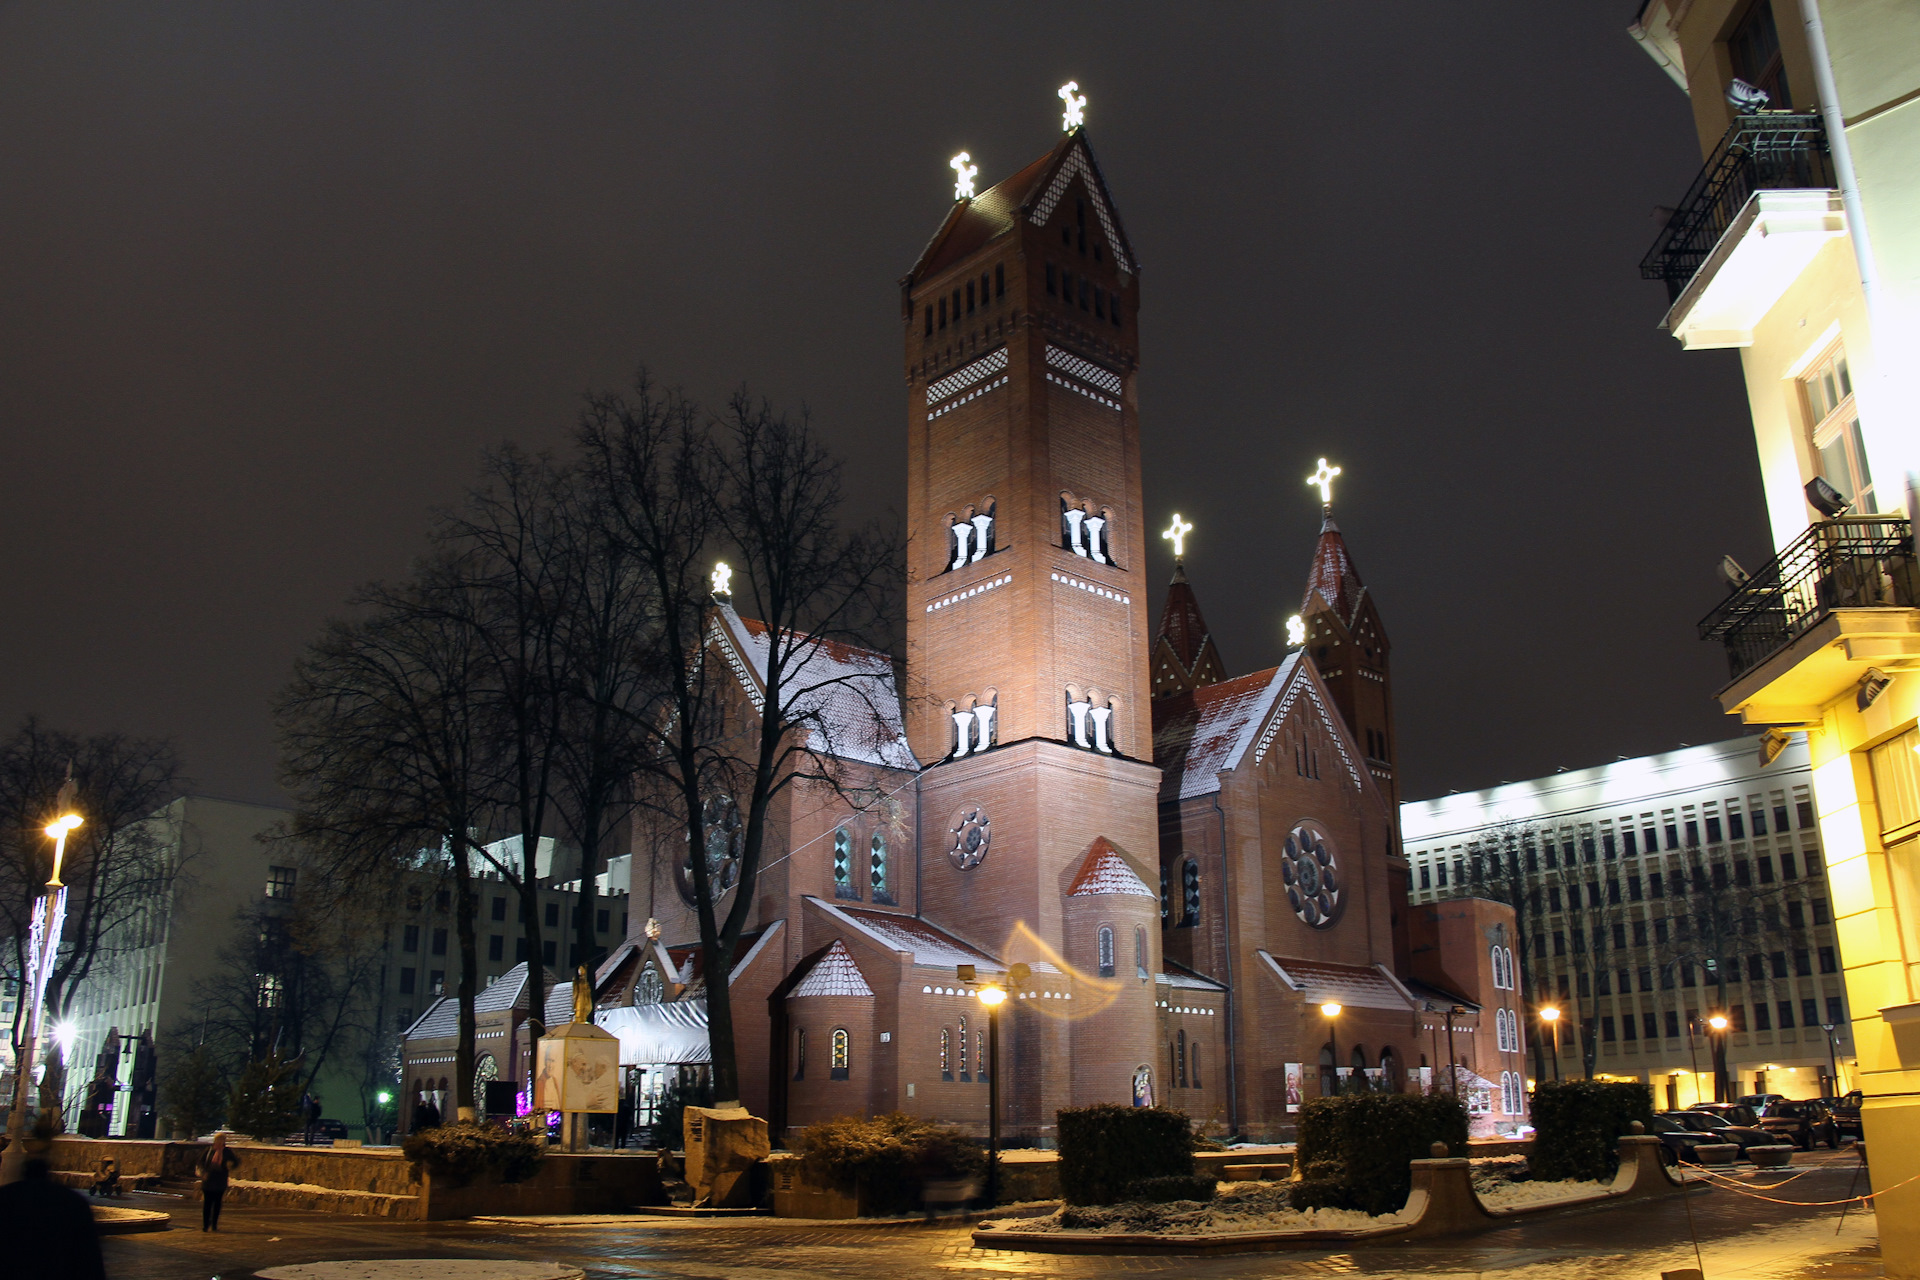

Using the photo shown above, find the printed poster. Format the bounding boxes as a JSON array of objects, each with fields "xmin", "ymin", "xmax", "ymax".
[
  {"xmin": 1284, "ymin": 1062, "xmax": 1303, "ymax": 1112},
  {"xmin": 533, "ymin": 1034, "xmax": 620, "ymax": 1113}
]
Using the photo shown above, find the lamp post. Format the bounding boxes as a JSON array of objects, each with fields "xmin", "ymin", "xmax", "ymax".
[
  {"xmin": 979, "ymin": 982, "xmax": 1007, "ymax": 1207},
  {"xmin": 1321, "ymin": 1003, "xmax": 1342, "ymax": 1096},
  {"xmin": 1707, "ymin": 1014, "xmax": 1730, "ymax": 1103},
  {"xmin": 1820, "ymin": 1023, "xmax": 1842, "ymax": 1095},
  {"xmin": 1539, "ymin": 1006, "xmax": 1561, "ymax": 1082},
  {"xmin": 2, "ymin": 806, "xmax": 83, "ymax": 1184}
]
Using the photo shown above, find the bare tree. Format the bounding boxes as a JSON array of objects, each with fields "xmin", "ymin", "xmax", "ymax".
[
  {"xmin": 0, "ymin": 718, "xmax": 183, "ymax": 1121},
  {"xmin": 578, "ymin": 376, "xmax": 901, "ymax": 1105},
  {"xmin": 1459, "ymin": 817, "xmax": 1552, "ymax": 1085},
  {"xmin": 275, "ymin": 567, "xmax": 496, "ymax": 1121}
]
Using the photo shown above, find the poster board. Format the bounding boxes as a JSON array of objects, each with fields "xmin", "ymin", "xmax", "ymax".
[
  {"xmin": 1284, "ymin": 1063, "xmax": 1303, "ymax": 1112},
  {"xmin": 533, "ymin": 1031, "xmax": 620, "ymax": 1113}
]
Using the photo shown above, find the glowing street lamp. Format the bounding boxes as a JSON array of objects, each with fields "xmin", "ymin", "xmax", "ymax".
[
  {"xmin": 1707, "ymin": 1013, "xmax": 1731, "ymax": 1102},
  {"xmin": 979, "ymin": 979, "xmax": 1010, "ymax": 1207},
  {"xmin": 2, "ymin": 797, "xmax": 83, "ymax": 1184},
  {"xmin": 1539, "ymin": 1006, "xmax": 1562, "ymax": 1082}
]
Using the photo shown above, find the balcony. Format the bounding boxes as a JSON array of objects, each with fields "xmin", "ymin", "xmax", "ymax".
[
  {"xmin": 1640, "ymin": 115, "xmax": 1842, "ymax": 350},
  {"xmin": 1699, "ymin": 517, "xmax": 1920, "ymax": 718}
]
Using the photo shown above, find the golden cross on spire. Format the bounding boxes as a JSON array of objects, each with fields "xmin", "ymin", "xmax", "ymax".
[
  {"xmin": 711, "ymin": 561, "xmax": 732, "ymax": 596},
  {"xmin": 1286, "ymin": 615, "xmax": 1306, "ymax": 648},
  {"xmin": 1058, "ymin": 81, "xmax": 1086, "ymax": 131},
  {"xmin": 950, "ymin": 152, "xmax": 977, "ymax": 200},
  {"xmin": 1161, "ymin": 513, "xmax": 1193, "ymax": 559},
  {"xmin": 1307, "ymin": 458, "xmax": 1342, "ymax": 506}
]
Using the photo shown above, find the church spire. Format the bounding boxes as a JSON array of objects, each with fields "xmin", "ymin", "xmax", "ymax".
[
  {"xmin": 1301, "ymin": 507, "xmax": 1368, "ymax": 627},
  {"xmin": 1152, "ymin": 560, "xmax": 1227, "ymax": 699}
]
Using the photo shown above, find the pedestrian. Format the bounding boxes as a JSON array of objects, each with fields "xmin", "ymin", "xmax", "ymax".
[
  {"xmin": 0, "ymin": 1144, "xmax": 106, "ymax": 1280},
  {"xmin": 197, "ymin": 1132, "xmax": 240, "ymax": 1231},
  {"xmin": 303, "ymin": 1094, "xmax": 323, "ymax": 1145}
]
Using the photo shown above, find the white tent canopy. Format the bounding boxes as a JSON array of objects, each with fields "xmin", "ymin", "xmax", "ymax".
[{"xmin": 596, "ymin": 1001, "xmax": 711, "ymax": 1066}]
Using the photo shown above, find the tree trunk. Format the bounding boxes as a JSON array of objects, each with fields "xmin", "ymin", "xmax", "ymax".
[{"xmin": 452, "ymin": 836, "xmax": 481, "ymax": 1122}]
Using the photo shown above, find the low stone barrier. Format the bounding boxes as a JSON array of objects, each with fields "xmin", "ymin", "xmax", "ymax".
[
  {"xmin": 972, "ymin": 1134, "xmax": 1689, "ymax": 1254},
  {"xmin": 1749, "ymin": 1145, "xmax": 1794, "ymax": 1168}
]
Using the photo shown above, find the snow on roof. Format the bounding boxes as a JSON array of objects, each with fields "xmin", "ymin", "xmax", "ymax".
[
  {"xmin": 1258, "ymin": 952, "xmax": 1415, "ymax": 1013},
  {"xmin": 791, "ymin": 939, "xmax": 876, "ymax": 998},
  {"xmin": 710, "ymin": 604, "xmax": 917, "ymax": 770},
  {"xmin": 403, "ymin": 963, "xmax": 559, "ymax": 1041},
  {"xmin": 1157, "ymin": 961, "xmax": 1227, "ymax": 992},
  {"xmin": 1067, "ymin": 838, "xmax": 1155, "ymax": 898},
  {"xmin": 806, "ymin": 897, "xmax": 1006, "ymax": 972},
  {"xmin": 1153, "ymin": 660, "xmax": 1294, "ymax": 800}
]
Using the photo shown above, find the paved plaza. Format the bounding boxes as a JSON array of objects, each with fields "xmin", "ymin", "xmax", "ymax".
[{"xmin": 95, "ymin": 1150, "xmax": 1884, "ymax": 1280}]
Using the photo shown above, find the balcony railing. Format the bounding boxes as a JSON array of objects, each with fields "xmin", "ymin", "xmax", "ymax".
[
  {"xmin": 1641, "ymin": 114, "xmax": 1834, "ymax": 302},
  {"xmin": 1700, "ymin": 516, "xmax": 1919, "ymax": 683}
]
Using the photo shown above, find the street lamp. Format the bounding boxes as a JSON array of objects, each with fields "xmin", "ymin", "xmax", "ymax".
[
  {"xmin": 1321, "ymin": 1003, "xmax": 1342, "ymax": 1096},
  {"xmin": 979, "ymin": 982, "xmax": 1007, "ymax": 1207},
  {"xmin": 1820, "ymin": 1024, "xmax": 1842, "ymax": 1095},
  {"xmin": 1707, "ymin": 1014, "xmax": 1730, "ymax": 1102},
  {"xmin": 2, "ymin": 803, "xmax": 83, "ymax": 1184},
  {"xmin": 1539, "ymin": 1006, "xmax": 1562, "ymax": 1082}
]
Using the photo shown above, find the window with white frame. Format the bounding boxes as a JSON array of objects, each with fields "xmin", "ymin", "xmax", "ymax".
[{"xmin": 1803, "ymin": 346, "xmax": 1874, "ymax": 513}]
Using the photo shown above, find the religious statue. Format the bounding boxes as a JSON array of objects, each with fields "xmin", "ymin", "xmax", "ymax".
[{"xmin": 572, "ymin": 965, "xmax": 593, "ymax": 1024}]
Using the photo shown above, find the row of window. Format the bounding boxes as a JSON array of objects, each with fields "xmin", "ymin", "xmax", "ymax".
[
  {"xmin": 1424, "ymin": 846, "xmax": 1820, "ymax": 893},
  {"xmin": 831, "ymin": 827, "xmax": 893, "ymax": 903},
  {"xmin": 1044, "ymin": 261, "xmax": 1124, "ymax": 329},
  {"xmin": 1493, "ymin": 1008, "xmax": 1522, "ymax": 1053},
  {"xmin": 938, "ymin": 1018, "xmax": 988, "ymax": 1081},
  {"xmin": 1170, "ymin": 1029, "xmax": 1202, "ymax": 1089},
  {"xmin": 922, "ymin": 265, "xmax": 1007, "ymax": 336},
  {"xmin": 402, "ymin": 907, "xmax": 624, "ymax": 956},
  {"xmin": 1490, "ymin": 945, "xmax": 1516, "ymax": 991},
  {"xmin": 1536, "ymin": 914, "xmax": 1834, "ymax": 963},
  {"xmin": 1161, "ymin": 860, "xmax": 1202, "ymax": 927},
  {"xmin": 1094, "ymin": 924, "xmax": 1151, "ymax": 979},
  {"xmin": 1558, "ymin": 997, "xmax": 1847, "ymax": 1044},
  {"xmin": 793, "ymin": 1027, "xmax": 852, "ymax": 1081},
  {"xmin": 1540, "ymin": 949, "xmax": 1840, "ymax": 998}
]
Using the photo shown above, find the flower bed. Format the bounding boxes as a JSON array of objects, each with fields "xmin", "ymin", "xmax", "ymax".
[{"xmin": 1008, "ymin": 1180, "xmax": 1379, "ymax": 1235}]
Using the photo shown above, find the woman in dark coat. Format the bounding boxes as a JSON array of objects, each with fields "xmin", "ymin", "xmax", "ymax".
[{"xmin": 197, "ymin": 1133, "xmax": 240, "ymax": 1231}]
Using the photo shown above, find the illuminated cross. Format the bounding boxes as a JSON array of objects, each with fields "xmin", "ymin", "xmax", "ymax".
[
  {"xmin": 951, "ymin": 152, "xmax": 977, "ymax": 200},
  {"xmin": 1286, "ymin": 615, "xmax": 1306, "ymax": 647},
  {"xmin": 1059, "ymin": 81, "xmax": 1086, "ymax": 131},
  {"xmin": 711, "ymin": 562, "xmax": 732, "ymax": 595},
  {"xmin": 1307, "ymin": 458, "xmax": 1342, "ymax": 506},
  {"xmin": 1161, "ymin": 513, "xmax": 1193, "ymax": 559}
]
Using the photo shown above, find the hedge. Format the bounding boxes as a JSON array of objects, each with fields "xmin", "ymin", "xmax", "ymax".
[
  {"xmin": 1124, "ymin": 1173, "xmax": 1219, "ymax": 1203},
  {"xmin": 403, "ymin": 1123, "xmax": 545, "ymax": 1185},
  {"xmin": 1289, "ymin": 1091, "xmax": 1468, "ymax": 1216},
  {"xmin": 1057, "ymin": 1105, "xmax": 1195, "ymax": 1206},
  {"xmin": 1528, "ymin": 1080, "xmax": 1653, "ymax": 1182},
  {"xmin": 793, "ymin": 1112, "xmax": 985, "ymax": 1216}
]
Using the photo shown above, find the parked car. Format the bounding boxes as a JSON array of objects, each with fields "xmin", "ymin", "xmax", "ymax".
[
  {"xmin": 287, "ymin": 1118, "xmax": 350, "ymax": 1145},
  {"xmin": 1740, "ymin": 1093, "xmax": 1787, "ymax": 1111},
  {"xmin": 1688, "ymin": 1102, "xmax": 1762, "ymax": 1127},
  {"xmin": 1662, "ymin": 1110, "xmax": 1773, "ymax": 1153},
  {"xmin": 1758, "ymin": 1099, "xmax": 1841, "ymax": 1150},
  {"xmin": 1649, "ymin": 1114, "xmax": 1723, "ymax": 1165},
  {"xmin": 1824, "ymin": 1092, "xmax": 1863, "ymax": 1139}
]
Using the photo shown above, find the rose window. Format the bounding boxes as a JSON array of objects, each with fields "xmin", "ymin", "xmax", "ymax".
[
  {"xmin": 1281, "ymin": 826, "xmax": 1341, "ymax": 927},
  {"xmin": 948, "ymin": 806, "xmax": 991, "ymax": 871},
  {"xmin": 678, "ymin": 794, "xmax": 743, "ymax": 906}
]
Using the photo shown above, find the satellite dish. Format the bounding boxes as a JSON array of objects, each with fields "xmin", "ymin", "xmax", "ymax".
[
  {"xmin": 1726, "ymin": 78, "xmax": 1772, "ymax": 113},
  {"xmin": 1718, "ymin": 555, "xmax": 1751, "ymax": 590}
]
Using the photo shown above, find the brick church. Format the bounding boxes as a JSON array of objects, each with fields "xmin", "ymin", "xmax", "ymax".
[{"xmin": 606, "ymin": 118, "xmax": 1524, "ymax": 1141}]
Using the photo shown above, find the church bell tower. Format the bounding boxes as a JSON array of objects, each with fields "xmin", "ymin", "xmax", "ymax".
[{"xmin": 901, "ymin": 119, "xmax": 1163, "ymax": 1111}]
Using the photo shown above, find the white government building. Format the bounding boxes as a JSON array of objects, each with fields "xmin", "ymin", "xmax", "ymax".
[{"xmin": 1402, "ymin": 735, "xmax": 1854, "ymax": 1107}]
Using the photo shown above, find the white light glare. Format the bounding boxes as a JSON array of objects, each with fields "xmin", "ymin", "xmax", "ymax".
[
  {"xmin": 950, "ymin": 152, "xmax": 977, "ymax": 200},
  {"xmin": 1286, "ymin": 615, "xmax": 1306, "ymax": 647},
  {"xmin": 1307, "ymin": 458, "xmax": 1341, "ymax": 505},
  {"xmin": 710, "ymin": 562, "xmax": 732, "ymax": 595},
  {"xmin": 1161, "ymin": 514, "xmax": 1192, "ymax": 559},
  {"xmin": 1058, "ymin": 82, "xmax": 1086, "ymax": 131}
]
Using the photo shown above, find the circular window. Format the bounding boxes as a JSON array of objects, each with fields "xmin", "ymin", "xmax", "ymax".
[
  {"xmin": 678, "ymin": 794, "xmax": 743, "ymax": 906},
  {"xmin": 947, "ymin": 805, "xmax": 991, "ymax": 871},
  {"xmin": 1281, "ymin": 825, "xmax": 1341, "ymax": 927}
]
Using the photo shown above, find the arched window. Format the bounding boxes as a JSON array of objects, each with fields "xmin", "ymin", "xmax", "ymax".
[
  {"xmin": 940, "ymin": 1028, "xmax": 952, "ymax": 1081},
  {"xmin": 976, "ymin": 1029, "xmax": 988, "ymax": 1081},
  {"xmin": 1490, "ymin": 944, "xmax": 1505, "ymax": 989},
  {"xmin": 830, "ymin": 1028, "xmax": 850, "ymax": 1080},
  {"xmin": 1177, "ymin": 1029, "xmax": 1188, "ymax": 1087},
  {"xmin": 869, "ymin": 831, "xmax": 890, "ymax": 901},
  {"xmin": 794, "ymin": 1028, "xmax": 806, "ymax": 1080},
  {"xmin": 1098, "ymin": 926, "xmax": 1115, "ymax": 978},
  {"xmin": 1135, "ymin": 925, "xmax": 1148, "ymax": 979},
  {"xmin": 1192, "ymin": 1044, "xmax": 1202, "ymax": 1088},
  {"xmin": 958, "ymin": 1016, "xmax": 970, "ymax": 1080},
  {"xmin": 1160, "ymin": 864, "xmax": 1170, "ymax": 923},
  {"xmin": 832, "ymin": 827, "xmax": 855, "ymax": 898},
  {"xmin": 1182, "ymin": 860, "xmax": 1201, "ymax": 926}
]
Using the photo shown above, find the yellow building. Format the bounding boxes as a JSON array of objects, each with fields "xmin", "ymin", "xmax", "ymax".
[{"xmin": 1630, "ymin": 1, "xmax": 1918, "ymax": 1269}]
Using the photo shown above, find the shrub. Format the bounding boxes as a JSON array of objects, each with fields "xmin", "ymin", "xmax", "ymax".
[
  {"xmin": 1123, "ymin": 1173, "xmax": 1218, "ymax": 1203},
  {"xmin": 794, "ymin": 1113, "xmax": 985, "ymax": 1216},
  {"xmin": 1287, "ymin": 1091, "xmax": 1468, "ymax": 1216},
  {"xmin": 226, "ymin": 1052, "xmax": 304, "ymax": 1142},
  {"xmin": 403, "ymin": 1122, "xmax": 545, "ymax": 1184},
  {"xmin": 1057, "ymin": 1104, "xmax": 1194, "ymax": 1206},
  {"xmin": 160, "ymin": 1045, "xmax": 227, "ymax": 1139},
  {"xmin": 652, "ymin": 1073, "xmax": 713, "ymax": 1150},
  {"xmin": 1528, "ymin": 1080, "xmax": 1653, "ymax": 1182}
]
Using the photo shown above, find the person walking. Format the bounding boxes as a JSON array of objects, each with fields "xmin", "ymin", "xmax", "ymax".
[
  {"xmin": 0, "ymin": 1122, "xmax": 106, "ymax": 1280},
  {"xmin": 197, "ymin": 1133, "xmax": 239, "ymax": 1231}
]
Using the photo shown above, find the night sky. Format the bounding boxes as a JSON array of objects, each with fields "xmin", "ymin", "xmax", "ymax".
[{"xmin": 0, "ymin": 5, "xmax": 1769, "ymax": 808}]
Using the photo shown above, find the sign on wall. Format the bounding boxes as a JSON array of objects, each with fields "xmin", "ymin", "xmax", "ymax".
[{"xmin": 1285, "ymin": 1063, "xmax": 1303, "ymax": 1112}]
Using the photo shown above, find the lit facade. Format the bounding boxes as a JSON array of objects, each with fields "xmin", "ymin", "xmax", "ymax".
[
  {"xmin": 1403, "ymin": 737, "xmax": 1854, "ymax": 1107},
  {"xmin": 1629, "ymin": 3, "xmax": 1919, "ymax": 1269}
]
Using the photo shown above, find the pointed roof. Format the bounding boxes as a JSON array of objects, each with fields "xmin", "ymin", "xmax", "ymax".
[
  {"xmin": 1301, "ymin": 508, "xmax": 1369, "ymax": 628},
  {"xmin": 1067, "ymin": 837, "xmax": 1155, "ymax": 898},
  {"xmin": 791, "ymin": 939, "xmax": 875, "ymax": 998},
  {"xmin": 908, "ymin": 129, "xmax": 1137, "ymax": 284},
  {"xmin": 1157, "ymin": 562, "xmax": 1212, "ymax": 671}
]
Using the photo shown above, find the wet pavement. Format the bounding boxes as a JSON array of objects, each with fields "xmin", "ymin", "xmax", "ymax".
[{"xmin": 100, "ymin": 1148, "xmax": 1882, "ymax": 1280}]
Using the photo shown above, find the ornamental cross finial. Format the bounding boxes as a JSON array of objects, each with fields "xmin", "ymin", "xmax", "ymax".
[
  {"xmin": 711, "ymin": 561, "xmax": 732, "ymax": 596},
  {"xmin": 950, "ymin": 152, "xmax": 977, "ymax": 200},
  {"xmin": 1307, "ymin": 458, "xmax": 1342, "ymax": 506},
  {"xmin": 1161, "ymin": 513, "xmax": 1193, "ymax": 559},
  {"xmin": 1058, "ymin": 81, "xmax": 1086, "ymax": 131}
]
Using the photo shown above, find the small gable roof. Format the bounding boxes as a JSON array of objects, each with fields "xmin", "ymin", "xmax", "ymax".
[
  {"xmin": 1258, "ymin": 952, "xmax": 1416, "ymax": 1013},
  {"xmin": 908, "ymin": 129, "xmax": 1137, "ymax": 284},
  {"xmin": 708, "ymin": 604, "xmax": 917, "ymax": 770},
  {"xmin": 1067, "ymin": 837, "xmax": 1155, "ymax": 898},
  {"xmin": 791, "ymin": 939, "xmax": 876, "ymax": 998},
  {"xmin": 805, "ymin": 897, "xmax": 1035, "ymax": 974},
  {"xmin": 403, "ymin": 962, "xmax": 561, "ymax": 1041},
  {"xmin": 1152, "ymin": 654, "xmax": 1365, "ymax": 799}
]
